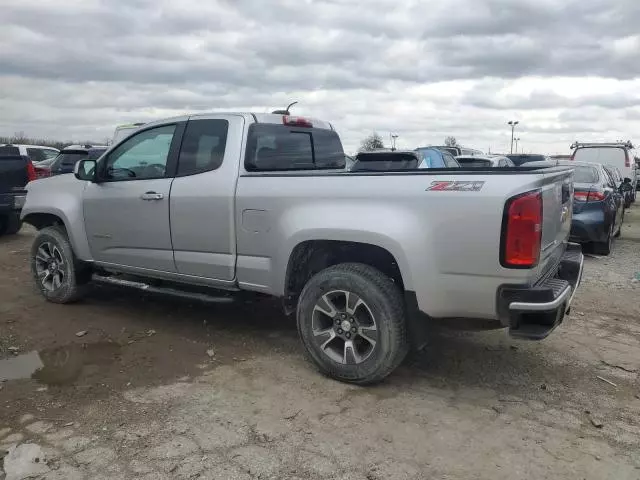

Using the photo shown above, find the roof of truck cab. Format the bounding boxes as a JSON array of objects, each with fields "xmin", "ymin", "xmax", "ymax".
[
  {"xmin": 0, "ymin": 144, "xmax": 59, "ymax": 151},
  {"xmin": 139, "ymin": 112, "xmax": 333, "ymax": 131}
]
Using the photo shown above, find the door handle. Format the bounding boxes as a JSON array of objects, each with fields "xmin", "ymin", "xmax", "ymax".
[{"xmin": 140, "ymin": 192, "xmax": 164, "ymax": 201}]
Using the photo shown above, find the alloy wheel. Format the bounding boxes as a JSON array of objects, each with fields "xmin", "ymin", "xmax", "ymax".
[
  {"xmin": 34, "ymin": 242, "xmax": 66, "ymax": 291},
  {"xmin": 311, "ymin": 290, "xmax": 378, "ymax": 365}
]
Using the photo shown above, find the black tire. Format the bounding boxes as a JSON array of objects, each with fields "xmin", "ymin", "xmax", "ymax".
[
  {"xmin": 615, "ymin": 211, "xmax": 623, "ymax": 238},
  {"xmin": 30, "ymin": 226, "xmax": 90, "ymax": 303},
  {"xmin": 297, "ymin": 263, "xmax": 408, "ymax": 385},
  {"xmin": 0, "ymin": 213, "xmax": 21, "ymax": 236},
  {"xmin": 592, "ymin": 223, "xmax": 613, "ymax": 256}
]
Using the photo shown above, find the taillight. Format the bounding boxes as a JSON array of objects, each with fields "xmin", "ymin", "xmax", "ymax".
[
  {"xmin": 624, "ymin": 150, "xmax": 630, "ymax": 168},
  {"xmin": 35, "ymin": 167, "xmax": 51, "ymax": 179},
  {"xmin": 26, "ymin": 160, "xmax": 37, "ymax": 182},
  {"xmin": 574, "ymin": 190, "xmax": 605, "ymax": 202},
  {"xmin": 283, "ymin": 115, "xmax": 313, "ymax": 127},
  {"xmin": 501, "ymin": 191, "xmax": 542, "ymax": 268}
]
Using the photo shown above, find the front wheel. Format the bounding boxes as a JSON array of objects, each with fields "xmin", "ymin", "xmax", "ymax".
[
  {"xmin": 30, "ymin": 226, "xmax": 89, "ymax": 303},
  {"xmin": 297, "ymin": 263, "xmax": 408, "ymax": 384}
]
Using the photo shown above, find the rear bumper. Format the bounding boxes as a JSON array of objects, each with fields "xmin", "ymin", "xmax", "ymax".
[
  {"xmin": 0, "ymin": 193, "xmax": 26, "ymax": 215},
  {"xmin": 569, "ymin": 210, "xmax": 607, "ymax": 243},
  {"xmin": 497, "ymin": 243, "xmax": 584, "ymax": 340}
]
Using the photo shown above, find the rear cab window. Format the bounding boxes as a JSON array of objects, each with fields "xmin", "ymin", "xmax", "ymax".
[{"xmin": 245, "ymin": 124, "xmax": 345, "ymax": 171}]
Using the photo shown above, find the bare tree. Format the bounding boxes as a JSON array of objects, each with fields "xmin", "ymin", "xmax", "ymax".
[
  {"xmin": 444, "ymin": 136, "xmax": 459, "ymax": 147},
  {"xmin": 359, "ymin": 132, "xmax": 385, "ymax": 151}
]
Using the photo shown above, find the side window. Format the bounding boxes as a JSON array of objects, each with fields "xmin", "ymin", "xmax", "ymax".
[
  {"xmin": 245, "ymin": 124, "xmax": 313, "ymax": 171},
  {"xmin": 27, "ymin": 148, "xmax": 46, "ymax": 162},
  {"xmin": 177, "ymin": 119, "xmax": 229, "ymax": 176},
  {"xmin": 442, "ymin": 152, "xmax": 459, "ymax": 167},
  {"xmin": 602, "ymin": 168, "xmax": 616, "ymax": 188},
  {"xmin": 104, "ymin": 125, "xmax": 176, "ymax": 180},
  {"xmin": 43, "ymin": 149, "xmax": 59, "ymax": 160}
]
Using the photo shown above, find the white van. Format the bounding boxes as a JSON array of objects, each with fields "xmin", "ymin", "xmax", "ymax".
[{"xmin": 571, "ymin": 141, "xmax": 637, "ymax": 203}]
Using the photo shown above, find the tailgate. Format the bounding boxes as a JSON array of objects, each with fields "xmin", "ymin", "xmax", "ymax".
[
  {"xmin": 0, "ymin": 147, "xmax": 29, "ymax": 194},
  {"xmin": 536, "ymin": 168, "xmax": 574, "ymax": 280}
]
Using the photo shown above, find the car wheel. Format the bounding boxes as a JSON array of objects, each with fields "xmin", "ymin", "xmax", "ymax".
[
  {"xmin": 615, "ymin": 211, "xmax": 623, "ymax": 238},
  {"xmin": 297, "ymin": 263, "xmax": 408, "ymax": 384},
  {"xmin": 30, "ymin": 226, "xmax": 90, "ymax": 303},
  {"xmin": 592, "ymin": 223, "xmax": 613, "ymax": 256},
  {"xmin": 0, "ymin": 213, "xmax": 21, "ymax": 236}
]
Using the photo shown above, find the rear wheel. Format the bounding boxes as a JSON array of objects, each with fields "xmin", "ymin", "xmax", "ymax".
[
  {"xmin": 615, "ymin": 211, "xmax": 624, "ymax": 238},
  {"xmin": 592, "ymin": 223, "xmax": 613, "ymax": 255},
  {"xmin": 30, "ymin": 226, "xmax": 90, "ymax": 303},
  {"xmin": 297, "ymin": 263, "xmax": 408, "ymax": 384}
]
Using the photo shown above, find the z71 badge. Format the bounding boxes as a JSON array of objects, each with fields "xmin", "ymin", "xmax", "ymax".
[{"xmin": 426, "ymin": 181, "xmax": 485, "ymax": 192}]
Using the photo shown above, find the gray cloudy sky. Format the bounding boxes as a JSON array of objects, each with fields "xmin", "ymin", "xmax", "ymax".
[{"xmin": 1, "ymin": 0, "xmax": 639, "ymax": 154}]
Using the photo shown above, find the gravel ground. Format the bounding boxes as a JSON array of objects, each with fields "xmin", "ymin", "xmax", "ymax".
[{"xmin": 1, "ymin": 206, "xmax": 639, "ymax": 479}]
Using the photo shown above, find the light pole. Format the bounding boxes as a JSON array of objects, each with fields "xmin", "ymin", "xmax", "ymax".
[
  {"xmin": 514, "ymin": 137, "xmax": 521, "ymax": 153},
  {"xmin": 508, "ymin": 121, "xmax": 519, "ymax": 154},
  {"xmin": 390, "ymin": 133, "xmax": 399, "ymax": 151}
]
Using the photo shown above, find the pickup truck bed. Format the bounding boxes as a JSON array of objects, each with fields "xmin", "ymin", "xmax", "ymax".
[
  {"xmin": 20, "ymin": 112, "xmax": 584, "ymax": 384},
  {"xmin": 0, "ymin": 146, "xmax": 32, "ymax": 235}
]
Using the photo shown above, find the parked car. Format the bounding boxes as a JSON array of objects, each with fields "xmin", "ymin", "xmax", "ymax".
[
  {"xmin": 431, "ymin": 146, "xmax": 483, "ymax": 157},
  {"xmin": 563, "ymin": 161, "xmax": 624, "ymax": 255},
  {"xmin": 352, "ymin": 150, "xmax": 425, "ymax": 171},
  {"xmin": 21, "ymin": 112, "xmax": 583, "ymax": 384},
  {"xmin": 414, "ymin": 147, "xmax": 461, "ymax": 168},
  {"xmin": 0, "ymin": 145, "xmax": 37, "ymax": 235},
  {"xmin": 506, "ymin": 154, "xmax": 552, "ymax": 166},
  {"xmin": 0, "ymin": 144, "xmax": 59, "ymax": 172},
  {"xmin": 48, "ymin": 145, "xmax": 108, "ymax": 176},
  {"xmin": 455, "ymin": 155, "xmax": 515, "ymax": 167},
  {"xmin": 571, "ymin": 141, "xmax": 637, "ymax": 204}
]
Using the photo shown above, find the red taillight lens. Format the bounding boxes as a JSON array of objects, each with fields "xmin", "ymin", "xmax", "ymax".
[
  {"xmin": 26, "ymin": 160, "xmax": 37, "ymax": 182},
  {"xmin": 624, "ymin": 151, "xmax": 630, "ymax": 168},
  {"xmin": 282, "ymin": 115, "xmax": 313, "ymax": 127},
  {"xmin": 502, "ymin": 191, "xmax": 542, "ymax": 268},
  {"xmin": 574, "ymin": 190, "xmax": 605, "ymax": 202},
  {"xmin": 34, "ymin": 167, "xmax": 51, "ymax": 178}
]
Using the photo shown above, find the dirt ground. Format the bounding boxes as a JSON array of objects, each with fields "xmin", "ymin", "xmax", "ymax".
[{"xmin": 1, "ymin": 207, "xmax": 639, "ymax": 480}]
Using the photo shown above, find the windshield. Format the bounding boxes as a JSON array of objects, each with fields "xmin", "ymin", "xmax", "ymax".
[{"xmin": 414, "ymin": 148, "xmax": 445, "ymax": 168}]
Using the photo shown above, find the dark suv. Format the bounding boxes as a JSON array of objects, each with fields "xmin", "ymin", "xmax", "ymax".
[{"xmin": 50, "ymin": 145, "xmax": 108, "ymax": 176}]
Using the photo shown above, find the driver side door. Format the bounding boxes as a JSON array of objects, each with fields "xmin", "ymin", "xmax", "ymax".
[{"xmin": 83, "ymin": 122, "xmax": 185, "ymax": 272}]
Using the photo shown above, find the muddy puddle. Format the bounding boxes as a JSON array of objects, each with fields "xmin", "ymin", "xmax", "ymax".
[{"xmin": 0, "ymin": 342, "xmax": 120, "ymax": 385}]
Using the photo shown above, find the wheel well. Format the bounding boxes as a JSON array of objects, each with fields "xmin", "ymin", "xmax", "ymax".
[
  {"xmin": 23, "ymin": 213, "xmax": 66, "ymax": 231},
  {"xmin": 284, "ymin": 240, "xmax": 404, "ymax": 311}
]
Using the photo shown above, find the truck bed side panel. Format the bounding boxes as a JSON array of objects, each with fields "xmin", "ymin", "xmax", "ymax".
[{"xmin": 235, "ymin": 169, "xmax": 570, "ymax": 319}]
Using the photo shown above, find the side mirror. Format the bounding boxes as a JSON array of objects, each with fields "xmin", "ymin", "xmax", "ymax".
[{"xmin": 74, "ymin": 159, "xmax": 97, "ymax": 181}]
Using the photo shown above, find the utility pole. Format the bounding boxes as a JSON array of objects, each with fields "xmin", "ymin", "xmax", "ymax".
[
  {"xmin": 508, "ymin": 121, "xmax": 519, "ymax": 154},
  {"xmin": 390, "ymin": 133, "xmax": 398, "ymax": 151}
]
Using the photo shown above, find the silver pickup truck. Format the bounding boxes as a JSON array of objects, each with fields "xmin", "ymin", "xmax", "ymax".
[{"xmin": 21, "ymin": 113, "xmax": 583, "ymax": 384}]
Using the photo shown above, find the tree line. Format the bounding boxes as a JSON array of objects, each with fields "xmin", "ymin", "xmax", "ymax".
[{"xmin": 359, "ymin": 132, "xmax": 459, "ymax": 152}]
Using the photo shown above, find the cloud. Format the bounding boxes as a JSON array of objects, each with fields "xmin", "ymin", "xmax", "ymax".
[{"xmin": 1, "ymin": 0, "xmax": 639, "ymax": 153}]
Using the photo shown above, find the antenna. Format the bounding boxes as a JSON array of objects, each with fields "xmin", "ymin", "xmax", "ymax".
[{"xmin": 272, "ymin": 101, "xmax": 298, "ymax": 115}]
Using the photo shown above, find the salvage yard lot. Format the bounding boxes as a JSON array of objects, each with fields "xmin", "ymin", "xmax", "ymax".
[{"xmin": 1, "ymin": 208, "xmax": 640, "ymax": 479}]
